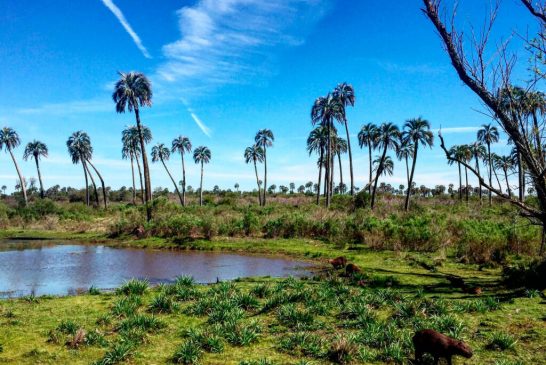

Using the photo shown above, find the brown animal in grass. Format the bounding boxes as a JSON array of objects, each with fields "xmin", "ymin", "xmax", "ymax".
[
  {"xmin": 68, "ymin": 328, "xmax": 86, "ymax": 348},
  {"xmin": 345, "ymin": 263, "xmax": 362, "ymax": 276},
  {"xmin": 464, "ymin": 286, "xmax": 482, "ymax": 295},
  {"xmin": 328, "ymin": 256, "xmax": 347, "ymax": 269},
  {"xmin": 133, "ymin": 225, "xmax": 146, "ymax": 239},
  {"xmin": 413, "ymin": 329, "xmax": 473, "ymax": 365}
]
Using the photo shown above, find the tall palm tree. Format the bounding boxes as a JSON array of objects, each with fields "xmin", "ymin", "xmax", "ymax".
[
  {"xmin": 171, "ymin": 136, "xmax": 192, "ymax": 206},
  {"xmin": 396, "ymin": 137, "xmax": 415, "ymax": 197},
  {"xmin": 307, "ymin": 126, "xmax": 328, "ymax": 205},
  {"xmin": 193, "ymin": 146, "xmax": 211, "ymax": 206},
  {"xmin": 460, "ymin": 144, "xmax": 473, "ymax": 202},
  {"xmin": 358, "ymin": 123, "xmax": 379, "ymax": 195},
  {"xmin": 151, "ymin": 143, "xmax": 183, "ymax": 206},
  {"xmin": 122, "ymin": 125, "xmax": 151, "ymax": 204},
  {"xmin": 333, "ymin": 136, "xmax": 348, "ymax": 193},
  {"xmin": 402, "ymin": 118, "xmax": 433, "ymax": 210},
  {"xmin": 255, "ymin": 129, "xmax": 274, "ymax": 206},
  {"xmin": 67, "ymin": 131, "xmax": 94, "ymax": 206},
  {"xmin": 333, "ymin": 82, "xmax": 356, "ymax": 195},
  {"xmin": 373, "ymin": 155, "xmax": 394, "ymax": 177},
  {"xmin": 371, "ymin": 122, "xmax": 400, "ymax": 209},
  {"xmin": 448, "ymin": 145, "xmax": 465, "ymax": 200},
  {"xmin": 494, "ymin": 154, "xmax": 515, "ymax": 198},
  {"xmin": 113, "ymin": 71, "xmax": 153, "ymax": 220},
  {"xmin": 121, "ymin": 143, "xmax": 137, "ymax": 204},
  {"xmin": 477, "ymin": 124, "xmax": 499, "ymax": 205},
  {"xmin": 470, "ymin": 141, "xmax": 487, "ymax": 204},
  {"xmin": 312, "ymin": 93, "xmax": 345, "ymax": 206},
  {"xmin": 0, "ymin": 127, "xmax": 28, "ymax": 206},
  {"xmin": 23, "ymin": 140, "xmax": 48, "ymax": 199},
  {"xmin": 523, "ymin": 91, "xmax": 546, "ymax": 163},
  {"xmin": 244, "ymin": 145, "xmax": 264, "ymax": 205}
]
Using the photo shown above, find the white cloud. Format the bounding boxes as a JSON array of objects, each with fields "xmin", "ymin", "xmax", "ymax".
[
  {"xmin": 16, "ymin": 99, "xmax": 111, "ymax": 116},
  {"xmin": 156, "ymin": 0, "xmax": 328, "ymax": 96},
  {"xmin": 101, "ymin": 0, "xmax": 151, "ymax": 59}
]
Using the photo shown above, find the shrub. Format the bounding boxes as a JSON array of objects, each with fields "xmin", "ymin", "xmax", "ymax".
[
  {"xmin": 116, "ymin": 279, "xmax": 149, "ymax": 296},
  {"xmin": 487, "ymin": 332, "xmax": 517, "ymax": 351},
  {"xmin": 327, "ymin": 335, "xmax": 358, "ymax": 364},
  {"xmin": 172, "ymin": 340, "xmax": 203, "ymax": 364},
  {"xmin": 149, "ymin": 294, "xmax": 179, "ymax": 314},
  {"xmin": 112, "ymin": 296, "xmax": 142, "ymax": 317},
  {"xmin": 93, "ymin": 341, "xmax": 135, "ymax": 365}
]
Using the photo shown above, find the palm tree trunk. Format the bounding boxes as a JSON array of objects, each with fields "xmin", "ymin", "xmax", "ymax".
[
  {"xmin": 316, "ymin": 148, "xmax": 323, "ymax": 205},
  {"xmin": 263, "ymin": 146, "xmax": 267, "ymax": 206},
  {"xmin": 330, "ymin": 152, "xmax": 335, "ymax": 197},
  {"xmin": 371, "ymin": 146, "xmax": 387, "ymax": 209},
  {"xmin": 86, "ymin": 159, "xmax": 108, "ymax": 209},
  {"xmin": 343, "ymin": 120, "xmax": 355, "ymax": 195},
  {"xmin": 465, "ymin": 166, "xmax": 469, "ymax": 202},
  {"xmin": 517, "ymin": 150, "xmax": 524, "ymax": 202},
  {"xmin": 487, "ymin": 143, "xmax": 492, "ymax": 206},
  {"xmin": 82, "ymin": 162, "xmax": 89, "ymax": 206},
  {"xmin": 134, "ymin": 150, "xmax": 145, "ymax": 204},
  {"xmin": 368, "ymin": 144, "xmax": 373, "ymax": 195},
  {"xmin": 253, "ymin": 160, "xmax": 262, "ymax": 205},
  {"xmin": 199, "ymin": 161, "xmax": 204, "ymax": 206},
  {"xmin": 326, "ymin": 125, "xmax": 332, "ymax": 207},
  {"xmin": 492, "ymin": 163, "xmax": 502, "ymax": 192},
  {"xmin": 405, "ymin": 142, "xmax": 419, "ymax": 211},
  {"xmin": 8, "ymin": 147, "xmax": 27, "ymax": 206},
  {"xmin": 130, "ymin": 153, "xmax": 136, "ymax": 205},
  {"xmin": 503, "ymin": 167, "xmax": 511, "ymax": 198},
  {"xmin": 84, "ymin": 160, "xmax": 99, "ymax": 207},
  {"xmin": 134, "ymin": 107, "xmax": 152, "ymax": 221},
  {"xmin": 34, "ymin": 156, "xmax": 44, "ymax": 199},
  {"xmin": 405, "ymin": 156, "xmax": 410, "ymax": 188},
  {"xmin": 475, "ymin": 156, "xmax": 482, "ymax": 205},
  {"xmin": 458, "ymin": 162, "xmax": 462, "ymax": 200},
  {"xmin": 338, "ymin": 152, "xmax": 343, "ymax": 193},
  {"xmin": 161, "ymin": 158, "xmax": 184, "ymax": 206},
  {"xmin": 181, "ymin": 152, "xmax": 186, "ymax": 207}
]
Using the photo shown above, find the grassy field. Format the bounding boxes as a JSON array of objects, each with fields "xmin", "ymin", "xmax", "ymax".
[{"xmin": 0, "ymin": 235, "xmax": 544, "ymax": 365}]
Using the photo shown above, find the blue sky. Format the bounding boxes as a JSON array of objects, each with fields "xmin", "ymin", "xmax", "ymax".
[{"xmin": 0, "ymin": 0, "xmax": 536, "ymax": 193}]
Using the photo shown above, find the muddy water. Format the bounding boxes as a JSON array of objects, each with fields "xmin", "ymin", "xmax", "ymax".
[{"xmin": 0, "ymin": 240, "xmax": 314, "ymax": 298}]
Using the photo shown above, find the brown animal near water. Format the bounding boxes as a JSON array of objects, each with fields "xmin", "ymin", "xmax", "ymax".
[
  {"xmin": 345, "ymin": 263, "xmax": 362, "ymax": 276},
  {"xmin": 328, "ymin": 256, "xmax": 347, "ymax": 269},
  {"xmin": 413, "ymin": 329, "xmax": 473, "ymax": 365}
]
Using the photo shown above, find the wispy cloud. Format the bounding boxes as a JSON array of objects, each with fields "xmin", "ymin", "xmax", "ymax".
[
  {"xmin": 181, "ymin": 98, "xmax": 212, "ymax": 137},
  {"xmin": 156, "ymin": 0, "xmax": 328, "ymax": 96},
  {"xmin": 434, "ymin": 126, "xmax": 480, "ymax": 134},
  {"xmin": 374, "ymin": 60, "xmax": 446, "ymax": 75},
  {"xmin": 101, "ymin": 0, "xmax": 151, "ymax": 59},
  {"xmin": 15, "ymin": 99, "xmax": 111, "ymax": 115}
]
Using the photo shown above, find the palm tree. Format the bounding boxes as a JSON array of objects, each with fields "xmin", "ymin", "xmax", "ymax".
[
  {"xmin": 307, "ymin": 126, "xmax": 328, "ymax": 204},
  {"xmin": 523, "ymin": 91, "xmax": 546, "ymax": 163},
  {"xmin": 23, "ymin": 140, "xmax": 48, "ymax": 199},
  {"xmin": 67, "ymin": 131, "xmax": 94, "ymax": 206},
  {"xmin": 312, "ymin": 94, "xmax": 344, "ymax": 206},
  {"xmin": 122, "ymin": 125, "xmax": 151, "ymax": 204},
  {"xmin": 0, "ymin": 127, "xmax": 28, "ymax": 205},
  {"xmin": 395, "ymin": 137, "xmax": 414, "ymax": 195},
  {"xmin": 333, "ymin": 82, "xmax": 356, "ymax": 195},
  {"xmin": 113, "ymin": 71, "xmax": 153, "ymax": 220},
  {"xmin": 255, "ymin": 129, "xmax": 274, "ymax": 206},
  {"xmin": 494, "ymin": 154, "xmax": 515, "ymax": 197},
  {"xmin": 193, "ymin": 146, "xmax": 211, "ymax": 206},
  {"xmin": 171, "ymin": 136, "xmax": 192, "ymax": 206},
  {"xmin": 477, "ymin": 124, "xmax": 499, "ymax": 205},
  {"xmin": 373, "ymin": 155, "xmax": 394, "ymax": 177},
  {"xmin": 470, "ymin": 141, "xmax": 487, "ymax": 204},
  {"xmin": 371, "ymin": 122, "xmax": 400, "ymax": 209},
  {"xmin": 358, "ymin": 123, "xmax": 379, "ymax": 195},
  {"xmin": 460, "ymin": 144, "xmax": 473, "ymax": 202},
  {"xmin": 333, "ymin": 136, "xmax": 348, "ymax": 193},
  {"xmin": 401, "ymin": 118, "xmax": 434, "ymax": 210},
  {"xmin": 151, "ymin": 143, "xmax": 184, "ymax": 206},
  {"xmin": 121, "ymin": 143, "xmax": 136, "ymax": 204},
  {"xmin": 244, "ymin": 145, "xmax": 264, "ymax": 205},
  {"xmin": 448, "ymin": 145, "xmax": 465, "ymax": 200}
]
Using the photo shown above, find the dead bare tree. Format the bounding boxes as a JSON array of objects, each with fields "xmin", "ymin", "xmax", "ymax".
[{"xmin": 422, "ymin": 0, "xmax": 546, "ymax": 255}]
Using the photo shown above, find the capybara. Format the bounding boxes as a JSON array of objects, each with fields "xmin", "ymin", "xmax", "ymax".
[
  {"xmin": 413, "ymin": 329, "xmax": 473, "ymax": 365},
  {"xmin": 133, "ymin": 225, "xmax": 146, "ymax": 239},
  {"xmin": 345, "ymin": 263, "xmax": 362, "ymax": 276},
  {"xmin": 328, "ymin": 256, "xmax": 347, "ymax": 269},
  {"xmin": 465, "ymin": 286, "xmax": 482, "ymax": 295}
]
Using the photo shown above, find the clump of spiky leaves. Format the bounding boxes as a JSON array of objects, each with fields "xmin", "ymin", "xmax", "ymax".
[
  {"xmin": 278, "ymin": 332, "xmax": 325, "ymax": 358},
  {"xmin": 277, "ymin": 303, "xmax": 316, "ymax": 330},
  {"xmin": 118, "ymin": 314, "xmax": 165, "ymax": 333},
  {"xmin": 172, "ymin": 340, "xmax": 203, "ymax": 364},
  {"xmin": 487, "ymin": 332, "xmax": 517, "ymax": 351},
  {"xmin": 182, "ymin": 328, "xmax": 224, "ymax": 353},
  {"xmin": 250, "ymin": 283, "xmax": 272, "ymax": 298},
  {"xmin": 149, "ymin": 293, "xmax": 179, "ymax": 314},
  {"xmin": 175, "ymin": 275, "xmax": 196, "ymax": 287},
  {"xmin": 327, "ymin": 335, "xmax": 358, "ymax": 364},
  {"xmin": 376, "ymin": 341, "xmax": 406, "ymax": 364},
  {"xmin": 111, "ymin": 295, "xmax": 142, "ymax": 317},
  {"xmin": 85, "ymin": 329, "xmax": 108, "ymax": 347},
  {"xmin": 88, "ymin": 286, "xmax": 101, "ymax": 295},
  {"xmin": 239, "ymin": 359, "xmax": 276, "ymax": 365},
  {"xmin": 93, "ymin": 341, "xmax": 135, "ymax": 365},
  {"xmin": 234, "ymin": 292, "xmax": 260, "ymax": 310},
  {"xmin": 215, "ymin": 319, "xmax": 262, "ymax": 346},
  {"xmin": 116, "ymin": 279, "xmax": 149, "ymax": 296}
]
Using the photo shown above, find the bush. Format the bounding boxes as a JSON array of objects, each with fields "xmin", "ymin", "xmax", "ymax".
[
  {"xmin": 172, "ymin": 340, "xmax": 203, "ymax": 364},
  {"xmin": 116, "ymin": 279, "xmax": 149, "ymax": 296}
]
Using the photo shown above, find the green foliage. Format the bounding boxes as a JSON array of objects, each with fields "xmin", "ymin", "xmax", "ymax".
[
  {"xmin": 487, "ymin": 332, "xmax": 518, "ymax": 351},
  {"xmin": 116, "ymin": 279, "xmax": 149, "ymax": 296},
  {"xmin": 171, "ymin": 340, "xmax": 203, "ymax": 364}
]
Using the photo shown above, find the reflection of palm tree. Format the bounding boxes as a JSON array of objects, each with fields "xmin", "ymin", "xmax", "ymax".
[
  {"xmin": 193, "ymin": 146, "xmax": 211, "ymax": 206},
  {"xmin": 171, "ymin": 136, "xmax": 192, "ymax": 206},
  {"xmin": 151, "ymin": 143, "xmax": 184, "ymax": 205},
  {"xmin": 0, "ymin": 127, "xmax": 27, "ymax": 205},
  {"xmin": 244, "ymin": 145, "xmax": 264, "ymax": 205},
  {"xmin": 23, "ymin": 140, "xmax": 48, "ymax": 199},
  {"xmin": 113, "ymin": 72, "xmax": 153, "ymax": 220}
]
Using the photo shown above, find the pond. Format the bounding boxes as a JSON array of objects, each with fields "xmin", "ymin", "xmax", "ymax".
[{"xmin": 0, "ymin": 240, "xmax": 315, "ymax": 298}]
